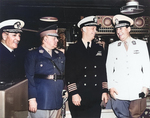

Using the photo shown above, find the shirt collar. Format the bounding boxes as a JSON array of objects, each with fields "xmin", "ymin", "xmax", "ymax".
[
  {"xmin": 125, "ymin": 36, "xmax": 132, "ymax": 43},
  {"xmin": 123, "ymin": 36, "xmax": 132, "ymax": 46},
  {"xmin": 1, "ymin": 42, "xmax": 13, "ymax": 52},
  {"xmin": 42, "ymin": 45, "xmax": 52, "ymax": 56},
  {"xmin": 82, "ymin": 39, "xmax": 92, "ymax": 48}
]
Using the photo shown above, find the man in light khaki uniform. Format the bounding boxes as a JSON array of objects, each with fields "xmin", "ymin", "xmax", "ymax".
[{"xmin": 106, "ymin": 14, "xmax": 150, "ymax": 118}]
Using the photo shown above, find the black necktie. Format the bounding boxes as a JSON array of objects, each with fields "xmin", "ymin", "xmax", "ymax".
[{"xmin": 87, "ymin": 42, "xmax": 90, "ymax": 50}]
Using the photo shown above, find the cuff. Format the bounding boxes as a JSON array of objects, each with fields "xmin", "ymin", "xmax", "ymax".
[
  {"xmin": 102, "ymin": 88, "xmax": 108, "ymax": 93},
  {"xmin": 28, "ymin": 98, "xmax": 36, "ymax": 101},
  {"xmin": 67, "ymin": 83, "xmax": 78, "ymax": 96}
]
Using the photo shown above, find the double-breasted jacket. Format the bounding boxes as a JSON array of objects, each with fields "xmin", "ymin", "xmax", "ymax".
[{"xmin": 65, "ymin": 39, "xmax": 107, "ymax": 107}]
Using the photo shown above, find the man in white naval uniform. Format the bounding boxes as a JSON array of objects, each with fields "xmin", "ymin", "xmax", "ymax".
[{"xmin": 106, "ymin": 14, "xmax": 150, "ymax": 118}]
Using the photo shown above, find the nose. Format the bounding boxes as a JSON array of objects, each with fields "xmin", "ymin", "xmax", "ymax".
[
  {"xmin": 55, "ymin": 37, "xmax": 58, "ymax": 42},
  {"xmin": 16, "ymin": 35, "xmax": 21, "ymax": 41},
  {"xmin": 94, "ymin": 27, "xmax": 96, "ymax": 32},
  {"xmin": 116, "ymin": 28, "xmax": 120, "ymax": 33}
]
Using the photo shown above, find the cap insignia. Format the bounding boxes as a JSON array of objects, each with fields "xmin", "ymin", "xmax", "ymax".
[
  {"xmin": 93, "ymin": 17, "xmax": 97, "ymax": 23},
  {"xmin": 115, "ymin": 18, "xmax": 119, "ymax": 25},
  {"xmin": 14, "ymin": 21, "xmax": 22, "ymax": 29}
]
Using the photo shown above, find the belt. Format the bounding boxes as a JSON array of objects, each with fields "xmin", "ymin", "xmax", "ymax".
[{"xmin": 34, "ymin": 74, "xmax": 64, "ymax": 81}]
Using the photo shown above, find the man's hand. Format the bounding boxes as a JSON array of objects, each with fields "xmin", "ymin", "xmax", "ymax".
[
  {"xmin": 29, "ymin": 98, "xmax": 37, "ymax": 112},
  {"xmin": 109, "ymin": 88, "xmax": 118, "ymax": 99},
  {"xmin": 142, "ymin": 87, "xmax": 149, "ymax": 97},
  {"xmin": 102, "ymin": 93, "xmax": 108, "ymax": 103},
  {"xmin": 72, "ymin": 94, "xmax": 82, "ymax": 106}
]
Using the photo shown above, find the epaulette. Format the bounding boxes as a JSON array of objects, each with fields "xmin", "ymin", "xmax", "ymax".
[{"xmin": 28, "ymin": 47, "xmax": 37, "ymax": 51}]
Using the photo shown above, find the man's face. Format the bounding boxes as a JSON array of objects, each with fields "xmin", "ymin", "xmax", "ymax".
[
  {"xmin": 4, "ymin": 32, "xmax": 21, "ymax": 50},
  {"xmin": 84, "ymin": 26, "xmax": 96, "ymax": 40},
  {"xmin": 46, "ymin": 36, "xmax": 58, "ymax": 49},
  {"xmin": 116, "ymin": 26, "xmax": 130, "ymax": 41}
]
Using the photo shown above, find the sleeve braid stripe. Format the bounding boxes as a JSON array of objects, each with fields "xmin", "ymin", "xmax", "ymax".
[{"xmin": 68, "ymin": 83, "xmax": 77, "ymax": 92}]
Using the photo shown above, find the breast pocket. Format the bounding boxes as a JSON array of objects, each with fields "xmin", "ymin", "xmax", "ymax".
[
  {"xmin": 35, "ymin": 60, "xmax": 53, "ymax": 73},
  {"xmin": 53, "ymin": 57, "xmax": 65, "ymax": 72}
]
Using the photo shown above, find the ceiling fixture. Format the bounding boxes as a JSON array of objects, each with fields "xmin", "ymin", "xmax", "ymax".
[
  {"xmin": 40, "ymin": 17, "xmax": 58, "ymax": 22},
  {"xmin": 120, "ymin": 0, "xmax": 144, "ymax": 15}
]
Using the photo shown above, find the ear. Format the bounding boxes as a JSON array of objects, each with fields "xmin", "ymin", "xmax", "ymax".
[
  {"xmin": 43, "ymin": 36, "xmax": 48, "ymax": 42},
  {"xmin": 128, "ymin": 27, "xmax": 131, "ymax": 33},
  {"xmin": 2, "ymin": 32, "xmax": 8, "ymax": 40},
  {"xmin": 83, "ymin": 27, "xmax": 86, "ymax": 32}
]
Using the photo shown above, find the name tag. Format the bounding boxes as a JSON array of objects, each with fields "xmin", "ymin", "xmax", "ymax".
[
  {"xmin": 96, "ymin": 51, "xmax": 102, "ymax": 56},
  {"xmin": 133, "ymin": 50, "xmax": 139, "ymax": 54}
]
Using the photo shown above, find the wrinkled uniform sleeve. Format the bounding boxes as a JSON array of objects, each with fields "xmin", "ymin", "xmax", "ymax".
[{"xmin": 24, "ymin": 51, "xmax": 37, "ymax": 99}]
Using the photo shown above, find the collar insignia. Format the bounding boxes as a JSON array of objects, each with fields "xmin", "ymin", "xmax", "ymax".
[
  {"xmin": 39, "ymin": 49, "xmax": 44, "ymax": 53},
  {"xmin": 132, "ymin": 41, "xmax": 136, "ymax": 45},
  {"xmin": 54, "ymin": 50, "xmax": 59, "ymax": 54}
]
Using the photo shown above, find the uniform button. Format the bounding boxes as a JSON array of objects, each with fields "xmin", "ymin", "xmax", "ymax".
[
  {"xmin": 40, "ymin": 64, "xmax": 43, "ymax": 67},
  {"xmin": 54, "ymin": 66, "xmax": 55, "ymax": 68},
  {"xmin": 94, "ymin": 66, "xmax": 97, "ymax": 68},
  {"xmin": 84, "ymin": 75, "xmax": 87, "ymax": 77},
  {"xmin": 84, "ymin": 83, "xmax": 86, "ymax": 86},
  {"xmin": 68, "ymin": 82, "xmax": 70, "ymax": 84},
  {"xmin": 61, "ymin": 61, "xmax": 63, "ymax": 63},
  {"xmin": 95, "ymin": 84, "xmax": 97, "ymax": 86},
  {"xmin": 84, "ymin": 67, "xmax": 87, "ymax": 69},
  {"xmin": 94, "ymin": 75, "xmax": 97, "ymax": 77}
]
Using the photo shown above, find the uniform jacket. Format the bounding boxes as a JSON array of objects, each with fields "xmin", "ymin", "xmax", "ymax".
[
  {"xmin": 65, "ymin": 39, "xmax": 107, "ymax": 106},
  {"xmin": 25, "ymin": 46, "xmax": 65, "ymax": 110},
  {"xmin": 106, "ymin": 38, "xmax": 150, "ymax": 100},
  {"xmin": 0, "ymin": 43, "xmax": 25, "ymax": 82}
]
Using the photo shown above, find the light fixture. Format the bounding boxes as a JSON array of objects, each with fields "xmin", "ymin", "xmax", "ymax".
[
  {"xmin": 40, "ymin": 17, "xmax": 58, "ymax": 22},
  {"xmin": 120, "ymin": 0, "xmax": 144, "ymax": 15}
]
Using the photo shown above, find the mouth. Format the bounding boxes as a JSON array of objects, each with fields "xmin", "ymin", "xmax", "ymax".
[
  {"xmin": 14, "ymin": 40, "xmax": 19, "ymax": 45},
  {"xmin": 118, "ymin": 33, "xmax": 123, "ymax": 38}
]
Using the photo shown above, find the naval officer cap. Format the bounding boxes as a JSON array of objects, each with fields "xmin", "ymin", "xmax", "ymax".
[
  {"xmin": 113, "ymin": 14, "xmax": 134, "ymax": 28},
  {"xmin": 39, "ymin": 24, "xmax": 58, "ymax": 38},
  {"xmin": 0, "ymin": 19, "xmax": 24, "ymax": 33},
  {"xmin": 77, "ymin": 16, "xmax": 97, "ymax": 28}
]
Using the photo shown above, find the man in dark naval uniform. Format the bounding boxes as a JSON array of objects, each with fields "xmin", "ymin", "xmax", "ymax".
[
  {"xmin": 65, "ymin": 16, "xmax": 108, "ymax": 118},
  {"xmin": 25, "ymin": 24, "xmax": 65, "ymax": 118},
  {"xmin": 0, "ymin": 19, "xmax": 25, "ymax": 84}
]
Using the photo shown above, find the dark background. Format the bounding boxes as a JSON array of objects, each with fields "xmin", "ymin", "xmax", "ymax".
[{"xmin": 0, "ymin": 0, "xmax": 150, "ymax": 49}]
